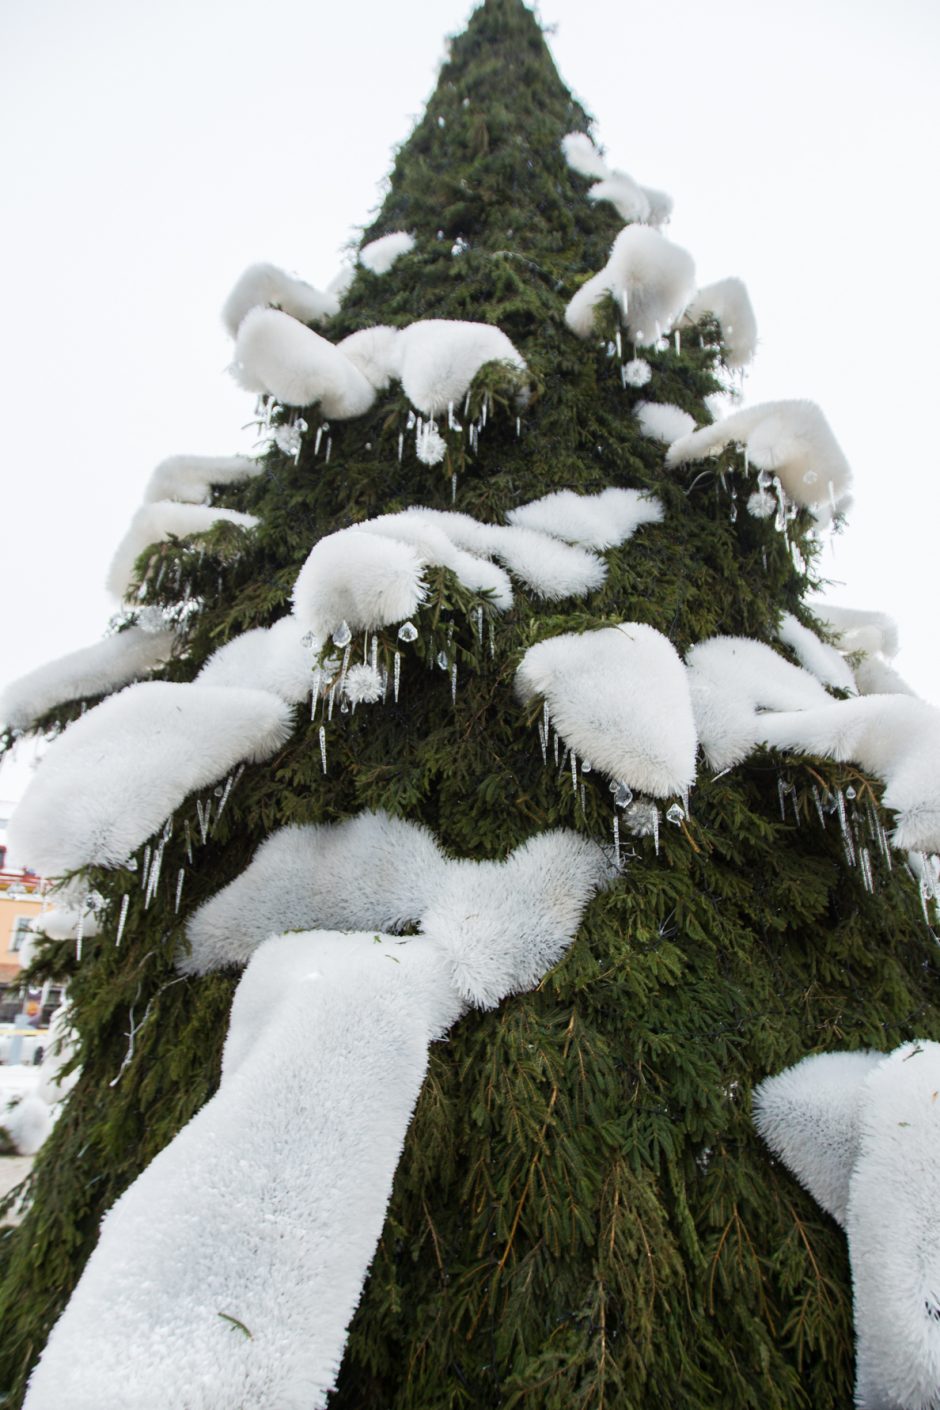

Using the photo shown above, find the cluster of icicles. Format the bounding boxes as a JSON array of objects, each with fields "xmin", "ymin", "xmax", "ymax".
[{"xmin": 4, "ymin": 132, "xmax": 940, "ymax": 1410}]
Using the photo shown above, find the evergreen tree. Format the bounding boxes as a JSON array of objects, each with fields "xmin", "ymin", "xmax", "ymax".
[{"xmin": 2, "ymin": 1, "xmax": 939, "ymax": 1406}]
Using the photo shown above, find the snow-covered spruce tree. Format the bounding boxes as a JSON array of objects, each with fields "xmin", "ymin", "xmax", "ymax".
[{"xmin": 2, "ymin": 1, "xmax": 940, "ymax": 1406}]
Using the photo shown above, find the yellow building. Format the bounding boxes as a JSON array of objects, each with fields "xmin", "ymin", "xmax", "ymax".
[{"xmin": 0, "ymin": 872, "xmax": 52, "ymax": 1025}]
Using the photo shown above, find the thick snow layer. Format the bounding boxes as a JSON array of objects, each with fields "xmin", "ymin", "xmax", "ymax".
[
  {"xmin": 813, "ymin": 605, "xmax": 900, "ymax": 661},
  {"xmin": 358, "ymin": 514, "xmax": 513, "ymax": 605},
  {"xmin": 327, "ymin": 263, "xmax": 355, "ymax": 302},
  {"xmin": 398, "ymin": 507, "xmax": 606, "ymax": 600},
  {"xmin": 336, "ymin": 326, "xmax": 401, "ymax": 391},
  {"xmin": 753, "ymin": 1050, "xmax": 881, "ymax": 1224},
  {"xmin": 682, "ymin": 277, "xmax": 757, "ymax": 368},
  {"xmin": 107, "ymin": 502, "xmax": 258, "ymax": 600},
  {"xmin": 666, "ymin": 400, "xmax": 852, "ymax": 510},
  {"xmin": 566, "ymin": 226, "xmax": 696, "ymax": 346},
  {"xmin": 759, "ymin": 694, "xmax": 940, "ymax": 854},
  {"xmin": 394, "ymin": 319, "xmax": 527, "ymax": 417},
  {"xmin": 634, "ymin": 401, "xmax": 697, "ymax": 445},
  {"xmin": 142, "ymin": 454, "xmax": 260, "ymax": 505},
  {"xmin": 232, "ymin": 308, "xmax": 377, "ymax": 416},
  {"xmin": 221, "ymin": 262, "xmax": 339, "ymax": 337},
  {"xmin": 588, "ymin": 171, "xmax": 650, "ymax": 224},
  {"xmin": 641, "ymin": 186, "xmax": 673, "ymax": 228},
  {"xmin": 196, "ymin": 617, "xmax": 318, "ymax": 705},
  {"xmin": 0, "ymin": 1094, "xmax": 52, "ymax": 1156},
  {"xmin": 561, "ymin": 131, "xmax": 610, "ymax": 180},
  {"xmin": 506, "ymin": 487, "xmax": 664, "ymax": 550},
  {"xmin": 0, "ymin": 626, "xmax": 174, "ymax": 730},
  {"xmin": 517, "ymin": 623, "xmax": 698, "ymax": 797},
  {"xmin": 422, "ymin": 830, "xmax": 612, "ymax": 1009},
  {"xmin": 31, "ymin": 903, "xmax": 99, "ymax": 942},
  {"xmin": 756, "ymin": 1043, "xmax": 940, "ymax": 1410},
  {"xmin": 292, "ymin": 528, "xmax": 428, "ymax": 637},
  {"xmin": 7, "ymin": 682, "xmax": 293, "ymax": 875},
  {"xmin": 685, "ymin": 636, "xmax": 832, "ymax": 771},
  {"xmin": 358, "ymin": 232, "xmax": 415, "ymax": 275},
  {"xmin": 182, "ymin": 812, "xmax": 449, "ymax": 975},
  {"xmin": 23, "ymin": 931, "xmax": 461, "ymax": 1410},
  {"xmin": 777, "ymin": 613, "xmax": 856, "ymax": 693},
  {"xmin": 853, "ymin": 655, "xmax": 916, "ymax": 697}
]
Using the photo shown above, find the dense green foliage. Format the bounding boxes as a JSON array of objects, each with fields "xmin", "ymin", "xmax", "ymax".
[{"xmin": 2, "ymin": 2, "xmax": 938, "ymax": 1406}]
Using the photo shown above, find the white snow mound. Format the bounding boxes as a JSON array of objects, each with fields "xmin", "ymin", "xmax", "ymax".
[
  {"xmin": 196, "ymin": 617, "xmax": 319, "ymax": 705},
  {"xmin": 107, "ymin": 502, "xmax": 258, "ymax": 600},
  {"xmin": 777, "ymin": 613, "xmax": 856, "ymax": 694},
  {"xmin": 143, "ymin": 454, "xmax": 260, "ymax": 505},
  {"xmin": 359, "ymin": 232, "xmax": 416, "ymax": 275},
  {"xmin": 634, "ymin": 401, "xmax": 696, "ymax": 445},
  {"xmin": 292, "ymin": 528, "xmax": 428, "ymax": 637},
  {"xmin": 395, "ymin": 319, "xmax": 527, "ymax": 417},
  {"xmin": 231, "ymin": 307, "xmax": 377, "ymax": 416},
  {"xmin": 565, "ymin": 226, "xmax": 695, "ymax": 346},
  {"xmin": 506, "ymin": 487, "xmax": 663, "ymax": 550},
  {"xmin": 222, "ymin": 262, "xmax": 338, "ymax": 337},
  {"xmin": 336, "ymin": 326, "xmax": 402, "ymax": 391},
  {"xmin": 516, "ymin": 623, "xmax": 698, "ymax": 797},
  {"xmin": 7, "ymin": 682, "xmax": 292, "ymax": 875},
  {"xmin": 666, "ymin": 399, "xmax": 851, "ymax": 510},
  {"xmin": 1, "ymin": 627, "xmax": 175, "ymax": 731},
  {"xmin": 682, "ymin": 277, "xmax": 757, "ymax": 367}
]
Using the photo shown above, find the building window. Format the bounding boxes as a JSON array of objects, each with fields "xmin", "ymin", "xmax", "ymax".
[{"xmin": 10, "ymin": 917, "xmax": 33, "ymax": 953}]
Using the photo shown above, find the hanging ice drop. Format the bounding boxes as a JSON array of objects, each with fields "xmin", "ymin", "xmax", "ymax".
[
  {"xmin": 436, "ymin": 650, "xmax": 448, "ymax": 671},
  {"xmin": 613, "ymin": 782, "xmax": 633, "ymax": 809},
  {"xmin": 397, "ymin": 621, "xmax": 418, "ymax": 643},
  {"xmin": 301, "ymin": 631, "xmax": 317, "ymax": 648},
  {"xmin": 845, "ymin": 785, "xmax": 857, "ymax": 800},
  {"xmin": 665, "ymin": 803, "xmax": 685, "ymax": 826}
]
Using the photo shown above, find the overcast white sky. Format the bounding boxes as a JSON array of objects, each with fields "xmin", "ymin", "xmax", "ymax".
[{"xmin": 1, "ymin": 0, "xmax": 938, "ymax": 807}]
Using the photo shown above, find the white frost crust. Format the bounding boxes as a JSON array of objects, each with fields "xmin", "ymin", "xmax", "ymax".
[
  {"xmin": 358, "ymin": 231, "xmax": 416, "ymax": 275},
  {"xmin": 565, "ymin": 225, "xmax": 695, "ymax": 346},
  {"xmin": 684, "ymin": 636, "xmax": 832, "ymax": 772},
  {"xmin": 682, "ymin": 277, "xmax": 758, "ymax": 367},
  {"xmin": 758, "ymin": 694, "xmax": 940, "ymax": 855},
  {"xmin": 777, "ymin": 613, "xmax": 857, "ymax": 693},
  {"xmin": 107, "ymin": 502, "xmax": 258, "ymax": 600},
  {"xmin": 506, "ymin": 487, "xmax": 664, "ymax": 549},
  {"xmin": 221, "ymin": 262, "xmax": 339, "ymax": 337},
  {"xmin": 516, "ymin": 623, "xmax": 698, "ymax": 796},
  {"xmin": 755, "ymin": 1043, "xmax": 940, "ymax": 1410},
  {"xmin": 182, "ymin": 811, "xmax": 449, "ymax": 975},
  {"xmin": 292, "ymin": 528, "xmax": 428, "ymax": 637},
  {"xmin": 23, "ymin": 931, "xmax": 460, "ymax": 1410},
  {"xmin": 336, "ymin": 326, "xmax": 402, "ymax": 390},
  {"xmin": 421, "ymin": 830, "xmax": 614, "ymax": 1010},
  {"xmin": 753, "ymin": 1050, "xmax": 881, "ymax": 1225},
  {"xmin": 196, "ymin": 617, "xmax": 319, "ymax": 705},
  {"xmin": 0, "ymin": 627, "xmax": 175, "ymax": 731},
  {"xmin": 634, "ymin": 401, "xmax": 696, "ymax": 445},
  {"xmin": 666, "ymin": 399, "xmax": 852, "ymax": 510},
  {"xmin": 142, "ymin": 454, "xmax": 261, "ymax": 505},
  {"xmin": 7, "ymin": 682, "xmax": 293, "ymax": 875},
  {"xmin": 394, "ymin": 319, "xmax": 527, "ymax": 417},
  {"xmin": 231, "ymin": 307, "xmax": 377, "ymax": 416}
]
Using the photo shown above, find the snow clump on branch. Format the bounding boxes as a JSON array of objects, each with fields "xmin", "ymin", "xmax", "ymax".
[
  {"xmin": 7, "ymin": 682, "xmax": 292, "ymax": 875},
  {"xmin": 561, "ymin": 132, "xmax": 673, "ymax": 227},
  {"xmin": 359, "ymin": 231, "xmax": 416, "ymax": 275},
  {"xmin": 633, "ymin": 401, "xmax": 697, "ymax": 445},
  {"xmin": 516, "ymin": 623, "xmax": 698, "ymax": 798},
  {"xmin": 196, "ymin": 617, "xmax": 320, "ymax": 704},
  {"xmin": 754, "ymin": 1042, "xmax": 940, "ymax": 1410},
  {"xmin": 394, "ymin": 319, "xmax": 527, "ymax": 417},
  {"xmin": 776, "ymin": 613, "xmax": 856, "ymax": 694},
  {"xmin": 293, "ymin": 528, "xmax": 429, "ymax": 638},
  {"xmin": 684, "ymin": 636, "xmax": 832, "ymax": 772},
  {"xmin": 682, "ymin": 277, "xmax": 758, "ymax": 367},
  {"xmin": 221, "ymin": 262, "xmax": 339, "ymax": 337},
  {"xmin": 506, "ymin": 487, "xmax": 663, "ymax": 549},
  {"xmin": 666, "ymin": 400, "xmax": 852, "ymax": 510},
  {"xmin": 231, "ymin": 308, "xmax": 378, "ymax": 416},
  {"xmin": 142, "ymin": 454, "xmax": 261, "ymax": 505},
  {"xmin": 565, "ymin": 226, "xmax": 696, "ymax": 346},
  {"xmin": 0, "ymin": 626, "xmax": 175, "ymax": 732},
  {"xmin": 107, "ymin": 502, "xmax": 258, "ymax": 600}
]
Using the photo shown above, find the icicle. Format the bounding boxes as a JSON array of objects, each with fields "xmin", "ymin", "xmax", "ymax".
[
  {"xmin": 314, "ymin": 426, "xmax": 322, "ymax": 455},
  {"xmin": 327, "ymin": 683, "xmax": 336, "ymax": 720},
  {"xmin": 75, "ymin": 907, "xmax": 85, "ymax": 963},
  {"xmin": 450, "ymin": 661, "xmax": 457, "ymax": 704},
  {"xmin": 451, "ymin": 473, "xmax": 457, "ymax": 503},
  {"xmin": 140, "ymin": 844, "xmax": 152, "ymax": 890},
  {"xmin": 570, "ymin": 751, "xmax": 578, "ymax": 792},
  {"xmin": 859, "ymin": 847, "xmax": 874, "ymax": 894},
  {"xmin": 146, "ymin": 841, "xmax": 165, "ymax": 908},
  {"xmin": 370, "ymin": 638, "xmax": 378, "ymax": 673},
  {"xmin": 339, "ymin": 643, "xmax": 352, "ymax": 693},
  {"xmin": 652, "ymin": 807, "xmax": 660, "ymax": 856},
  {"xmin": 835, "ymin": 788, "xmax": 855, "ymax": 864},
  {"xmin": 214, "ymin": 772, "xmax": 235, "ymax": 825},
  {"xmin": 393, "ymin": 651, "xmax": 402, "ymax": 703},
  {"xmin": 488, "ymin": 619, "xmax": 495, "ymax": 659},
  {"xmin": 324, "ymin": 434, "xmax": 332, "ymax": 461},
  {"xmin": 580, "ymin": 783, "xmax": 586, "ymax": 815},
  {"xmin": 553, "ymin": 732, "xmax": 561, "ymax": 766},
  {"xmin": 674, "ymin": 329, "xmax": 681, "ymax": 355},
  {"xmin": 812, "ymin": 785, "xmax": 826, "ymax": 828},
  {"xmin": 184, "ymin": 820, "xmax": 193, "ymax": 865},
  {"xmin": 558, "ymin": 747, "xmax": 569, "ymax": 779},
  {"xmin": 613, "ymin": 812, "xmax": 621, "ymax": 867},
  {"xmin": 319, "ymin": 725, "xmax": 328, "ymax": 774},
  {"xmin": 777, "ymin": 777, "xmax": 788, "ymax": 821},
  {"xmin": 310, "ymin": 669, "xmax": 322, "ymax": 720},
  {"xmin": 537, "ymin": 721, "xmax": 548, "ymax": 764},
  {"xmin": 615, "ymin": 329, "xmax": 622, "ymax": 361},
  {"xmin": 473, "ymin": 606, "xmax": 484, "ymax": 646},
  {"xmin": 790, "ymin": 788, "xmax": 800, "ymax": 829},
  {"xmin": 174, "ymin": 868, "xmax": 185, "ymax": 914},
  {"xmin": 115, "ymin": 893, "xmax": 130, "ymax": 947},
  {"xmin": 397, "ymin": 432, "xmax": 404, "ymax": 462},
  {"xmin": 515, "ymin": 416, "xmax": 521, "ymax": 437}
]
